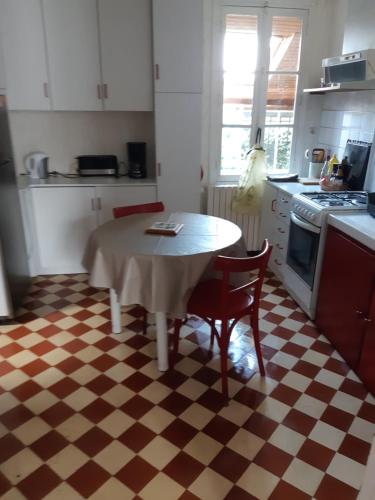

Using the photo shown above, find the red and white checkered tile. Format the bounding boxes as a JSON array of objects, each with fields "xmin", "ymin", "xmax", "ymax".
[{"xmin": 0, "ymin": 272, "xmax": 374, "ymax": 499}]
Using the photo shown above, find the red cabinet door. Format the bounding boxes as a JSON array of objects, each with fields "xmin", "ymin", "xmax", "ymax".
[
  {"xmin": 316, "ymin": 227, "xmax": 375, "ymax": 369},
  {"xmin": 357, "ymin": 292, "xmax": 375, "ymax": 394}
]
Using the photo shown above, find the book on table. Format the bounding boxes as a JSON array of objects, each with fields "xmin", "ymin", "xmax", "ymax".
[{"xmin": 145, "ymin": 222, "xmax": 184, "ymax": 236}]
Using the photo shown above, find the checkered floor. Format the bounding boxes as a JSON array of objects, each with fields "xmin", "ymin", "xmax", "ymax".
[{"xmin": 0, "ymin": 272, "xmax": 374, "ymax": 499}]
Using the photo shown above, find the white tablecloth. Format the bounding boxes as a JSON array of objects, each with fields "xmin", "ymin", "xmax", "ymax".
[{"xmin": 83, "ymin": 212, "xmax": 246, "ymax": 317}]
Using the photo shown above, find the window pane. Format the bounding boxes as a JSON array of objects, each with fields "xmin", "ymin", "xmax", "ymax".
[
  {"xmin": 264, "ymin": 127, "xmax": 293, "ymax": 171},
  {"xmin": 223, "ymin": 15, "xmax": 258, "ymax": 125},
  {"xmin": 221, "ymin": 127, "xmax": 251, "ymax": 175},
  {"xmin": 265, "ymin": 74, "xmax": 297, "ymax": 124},
  {"xmin": 269, "ymin": 16, "xmax": 302, "ymax": 71}
]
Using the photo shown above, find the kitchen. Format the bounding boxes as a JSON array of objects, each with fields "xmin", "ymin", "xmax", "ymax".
[{"xmin": 1, "ymin": 0, "xmax": 375, "ymax": 499}]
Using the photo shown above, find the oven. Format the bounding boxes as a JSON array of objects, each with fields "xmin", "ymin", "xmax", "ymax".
[{"xmin": 287, "ymin": 212, "xmax": 321, "ymax": 289}]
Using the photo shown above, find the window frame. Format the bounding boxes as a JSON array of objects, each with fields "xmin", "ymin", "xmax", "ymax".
[{"xmin": 209, "ymin": 4, "xmax": 309, "ymax": 182}]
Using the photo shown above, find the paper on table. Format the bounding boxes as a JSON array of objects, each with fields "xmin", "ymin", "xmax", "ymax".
[{"xmin": 145, "ymin": 222, "xmax": 184, "ymax": 236}]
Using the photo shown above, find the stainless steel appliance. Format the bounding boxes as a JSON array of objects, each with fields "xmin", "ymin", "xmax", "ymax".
[
  {"xmin": 322, "ymin": 49, "xmax": 375, "ymax": 90},
  {"xmin": 24, "ymin": 152, "xmax": 49, "ymax": 179},
  {"xmin": 284, "ymin": 191, "xmax": 367, "ymax": 319},
  {"xmin": 0, "ymin": 94, "xmax": 31, "ymax": 317},
  {"xmin": 77, "ymin": 155, "xmax": 118, "ymax": 176}
]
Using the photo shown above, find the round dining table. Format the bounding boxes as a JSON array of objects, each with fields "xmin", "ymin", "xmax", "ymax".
[{"xmin": 83, "ymin": 211, "xmax": 245, "ymax": 371}]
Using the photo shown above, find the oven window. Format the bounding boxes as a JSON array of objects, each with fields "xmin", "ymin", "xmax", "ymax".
[{"xmin": 287, "ymin": 217, "xmax": 320, "ymax": 288}]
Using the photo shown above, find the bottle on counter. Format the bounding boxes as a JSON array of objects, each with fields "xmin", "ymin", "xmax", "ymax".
[
  {"xmin": 327, "ymin": 153, "xmax": 339, "ymax": 176},
  {"xmin": 319, "ymin": 155, "xmax": 331, "ymax": 190}
]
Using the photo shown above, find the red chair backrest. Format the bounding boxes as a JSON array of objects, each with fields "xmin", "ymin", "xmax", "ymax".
[
  {"xmin": 214, "ymin": 239, "xmax": 272, "ymax": 313},
  {"xmin": 113, "ymin": 201, "xmax": 165, "ymax": 219}
]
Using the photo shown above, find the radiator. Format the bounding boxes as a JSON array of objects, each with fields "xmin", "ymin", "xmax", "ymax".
[{"xmin": 207, "ymin": 186, "xmax": 260, "ymax": 251}]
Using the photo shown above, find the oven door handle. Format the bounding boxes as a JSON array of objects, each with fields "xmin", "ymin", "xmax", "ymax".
[{"xmin": 290, "ymin": 212, "xmax": 320, "ymax": 234}]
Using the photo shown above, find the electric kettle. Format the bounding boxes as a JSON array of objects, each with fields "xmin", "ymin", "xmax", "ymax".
[{"xmin": 24, "ymin": 152, "xmax": 49, "ymax": 179}]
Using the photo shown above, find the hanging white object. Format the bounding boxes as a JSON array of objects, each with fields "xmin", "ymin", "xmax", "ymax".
[{"xmin": 232, "ymin": 143, "xmax": 266, "ymax": 215}]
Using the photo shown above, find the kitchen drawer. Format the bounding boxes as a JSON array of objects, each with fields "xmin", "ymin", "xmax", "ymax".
[
  {"xmin": 276, "ymin": 192, "xmax": 291, "ymax": 223},
  {"xmin": 273, "ymin": 219, "xmax": 289, "ymax": 241},
  {"xmin": 269, "ymin": 247, "xmax": 285, "ymax": 279}
]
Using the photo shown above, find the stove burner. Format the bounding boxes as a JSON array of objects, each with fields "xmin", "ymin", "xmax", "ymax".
[
  {"xmin": 320, "ymin": 200, "xmax": 346, "ymax": 207},
  {"xmin": 301, "ymin": 191, "xmax": 367, "ymax": 207}
]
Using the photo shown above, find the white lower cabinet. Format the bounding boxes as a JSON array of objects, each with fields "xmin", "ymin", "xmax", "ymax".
[
  {"xmin": 29, "ymin": 184, "xmax": 157, "ymax": 275},
  {"xmin": 97, "ymin": 185, "xmax": 157, "ymax": 224},
  {"xmin": 259, "ymin": 183, "xmax": 292, "ymax": 280},
  {"xmin": 30, "ymin": 187, "xmax": 97, "ymax": 275}
]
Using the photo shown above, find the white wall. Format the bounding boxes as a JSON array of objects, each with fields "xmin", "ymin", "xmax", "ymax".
[
  {"xmin": 316, "ymin": 91, "xmax": 375, "ymax": 187},
  {"xmin": 343, "ymin": 0, "xmax": 375, "ymax": 53},
  {"xmin": 8, "ymin": 111, "xmax": 155, "ymax": 176}
]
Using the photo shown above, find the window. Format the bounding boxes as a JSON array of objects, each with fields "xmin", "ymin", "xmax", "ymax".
[{"xmin": 214, "ymin": 7, "xmax": 306, "ymax": 179}]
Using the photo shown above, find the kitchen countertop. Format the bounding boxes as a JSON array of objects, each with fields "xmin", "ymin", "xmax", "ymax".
[
  {"xmin": 266, "ymin": 180, "xmax": 323, "ymax": 196},
  {"xmin": 328, "ymin": 212, "xmax": 375, "ymax": 252},
  {"xmin": 17, "ymin": 175, "xmax": 157, "ymax": 189}
]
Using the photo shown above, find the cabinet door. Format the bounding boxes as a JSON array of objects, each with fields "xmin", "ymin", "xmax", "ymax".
[
  {"xmin": 43, "ymin": 0, "xmax": 102, "ymax": 111},
  {"xmin": 31, "ymin": 187, "xmax": 97, "ymax": 274},
  {"xmin": 0, "ymin": 0, "xmax": 50, "ymax": 110},
  {"xmin": 0, "ymin": 38, "xmax": 6, "ymax": 91},
  {"xmin": 97, "ymin": 185, "xmax": 157, "ymax": 225},
  {"xmin": 98, "ymin": 0, "xmax": 153, "ymax": 111},
  {"xmin": 153, "ymin": 0, "xmax": 203, "ymax": 93},
  {"xmin": 155, "ymin": 93, "xmax": 201, "ymax": 213},
  {"xmin": 357, "ymin": 291, "xmax": 375, "ymax": 394},
  {"xmin": 316, "ymin": 227, "xmax": 375, "ymax": 369},
  {"xmin": 258, "ymin": 183, "xmax": 278, "ymax": 247}
]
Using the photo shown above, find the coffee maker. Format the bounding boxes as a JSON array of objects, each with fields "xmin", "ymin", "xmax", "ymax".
[{"xmin": 127, "ymin": 142, "xmax": 147, "ymax": 178}]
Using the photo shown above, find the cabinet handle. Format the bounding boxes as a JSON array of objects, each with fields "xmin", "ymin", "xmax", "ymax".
[
  {"xmin": 157, "ymin": 162, "xmax": 161, "ymax": 176},
  {"xmin": 155, "ymin": 64, "xmax": 160, "ymax": 80},
  {"xmin": 279, "ymin": 212, "xmax": 287, "ymax": 218},
  {"xmin": 91, "ymin": 198, "xmax": 95, "ymax": 211},
  {"xmin": 277, "ymin": 227, "xmax": 286, "ymax": 234},
  {"xmin": 271, "ymin": 199, "xmax": 277, "ymax": 212},
  {"xmin": 97, "ymin": 197, "xmax": 102, "ymax": 210},
  {"xmin": 274, "ymin": 259, "xmax": 282, "ymax": 266},
  {"xmin": 43, "ymin": 82, "xmax": 49, "ymax": 98},
  {"xmin": 281, "ymin": 198, "xmax": 289, "ymax": 204},
  {"xmin": 103, "ymin": 84, "xmax": 108, "ymax": 99},
  {"xmin": 276, "ymin": 243, "xmax": 284, "ymax": 250},
  {"xmin": 97, "ymin": 84, "xmax": 102, "ymax": 100}
]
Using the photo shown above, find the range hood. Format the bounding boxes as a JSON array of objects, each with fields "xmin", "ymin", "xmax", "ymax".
[
  {"xmin": 304, "ymin": 79, "xmax": 375, "ymax": 94},
  {"xmin": 304, "ymin": 49, "xmax": 375, "ymax": 94}
]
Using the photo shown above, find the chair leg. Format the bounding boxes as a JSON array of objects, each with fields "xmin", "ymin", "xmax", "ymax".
[
  {"xmin": 209, "ymin": 319, "xmax": 215, "ymax": 350},
  {"xmin": 251, "ymin": 314, "xmax": 265, "ymax": 376},
  {"xmin": 142, "ymin": 310, "xmax": 148, "ymax": 335},
  {"xmin": 171, "ymin": 319, "xmax": 182, "ymax": 367},
  {"xmin": 219, "ymin": 320, "xmax": 229, "ymax": 399}
]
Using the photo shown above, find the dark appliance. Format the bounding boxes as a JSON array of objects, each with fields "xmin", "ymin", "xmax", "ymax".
[
  {"xmin": 127, "ymin": 142, "xmax": 146, "ymax": 178},
  {"xmin": 368, "ymin": 192, "xmax": 375, "ymax": 218},
  {"xmin": 0, "ymin": 94, "xmax": 31, "ymax": 317},
  {"xmin": 77, "ymin": 155, "xmax": 118, "ymax": 176},
  {"xmin": 344, "ymin": 140, "xmax": 372, "ymax": 191}
]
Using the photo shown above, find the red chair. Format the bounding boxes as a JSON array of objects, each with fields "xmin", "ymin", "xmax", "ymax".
[
  {"xmin": 113, "ymin": 201, "xmax": 165, "ymax": 219},
  {"xmin": 172, "ymin": 240, "xmax": 272, "ymax": 399},
  {"xmin": 113, "ymin": 201, "xmax": 165, "ymax": 334}
]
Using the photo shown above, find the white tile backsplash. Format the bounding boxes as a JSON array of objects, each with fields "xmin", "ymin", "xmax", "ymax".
[{"xmin": 317, "ymin": 92, "xmax": 375, "ymax": 159}]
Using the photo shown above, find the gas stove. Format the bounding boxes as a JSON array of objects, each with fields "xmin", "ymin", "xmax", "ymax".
[{"xmin": 292, "ymin": 191, "xmax": 368, "ymax": 227}]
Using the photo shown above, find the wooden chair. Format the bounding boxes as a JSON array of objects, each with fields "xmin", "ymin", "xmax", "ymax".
[
  {"xmin": 172, "ymin": 240, "xmax": 272, "ymax": 399},
  {"xmin": 113, "ymin": 201, "xmax": 165, "ymax": 219},
  {"xmin": 113, "ymin": 201, "xmax": 165, "ymax": 334}
]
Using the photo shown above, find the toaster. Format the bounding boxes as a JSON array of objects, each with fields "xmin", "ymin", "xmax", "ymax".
[{"xmin": 77, "ymin": 155, "xmax": 118, "ymax": 176}]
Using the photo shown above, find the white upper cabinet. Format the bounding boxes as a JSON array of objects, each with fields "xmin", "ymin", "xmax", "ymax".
[
  {"xmin": 0, "ymin": 0, "xmax": 50, "ymax": 110},
  {"xmin": 43, "ymin": 0, "xmax": 102, "ymax": 111},
  {"xmin": 98, "ymin": 0, "xmax": 153, "ymax": 111},
  {"xmin": 153, "ymin": 0, "xmax": 203, "ymax": 93}
]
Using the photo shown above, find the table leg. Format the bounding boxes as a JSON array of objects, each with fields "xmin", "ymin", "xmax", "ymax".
[
  {"xmin": 110, "ymin": 288, "xmax": 122, "ymax": 334},
  {"xmin": 155, "ymin": 312, "xmax": 169, "ymax": 371}
]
